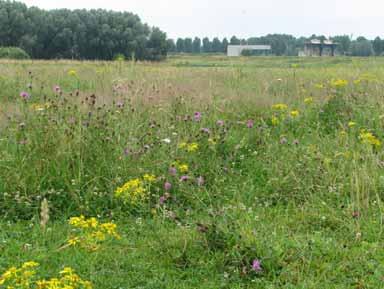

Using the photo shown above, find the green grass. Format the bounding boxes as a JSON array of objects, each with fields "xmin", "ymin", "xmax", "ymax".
[{"xmin": 1, "ymin": 56, "xmax": 384, "ymax": 288}]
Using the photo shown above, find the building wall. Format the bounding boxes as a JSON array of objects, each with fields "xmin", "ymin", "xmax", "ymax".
[{"xmin": 227, "ymin": 45, "xmax": 272, "ymax": 57}]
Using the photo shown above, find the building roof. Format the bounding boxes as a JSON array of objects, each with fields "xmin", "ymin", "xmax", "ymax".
[
  {"xmin": 306, "ymin": 39, "xmax": 337, "ymax": 46},
  {"xmin": 227, "ymin": 45, "xmax": 271, "ymax": 50}
]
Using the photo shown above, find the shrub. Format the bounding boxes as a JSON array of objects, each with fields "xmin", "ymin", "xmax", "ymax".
[{"xmin": 0, "ymin": 47, "xmax": 30, "ymax": 59}]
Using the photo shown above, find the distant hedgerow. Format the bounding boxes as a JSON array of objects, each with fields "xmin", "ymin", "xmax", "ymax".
[{"xmin": 0, "ymin": 47, "xmax": 30, "ymax": 59}]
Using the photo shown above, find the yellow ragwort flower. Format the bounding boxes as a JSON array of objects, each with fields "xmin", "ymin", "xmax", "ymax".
[
  {"xmin": 290, "ymin": 110, "xmax": 300, "ymax": 118},
  {"xmin": 272, "ymin": 103, "xmax": 288, "ymax": 110},
  {"xmin": 271, "ymin": 116, "xmax": 279, "ymax": 126},
  {"xmin": 304, "ymin": 97, "xmax": 313, "ymax": 104}
]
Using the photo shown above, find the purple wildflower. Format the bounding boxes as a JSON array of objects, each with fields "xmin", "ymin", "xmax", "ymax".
[
  {"xmin": 20, "ymin": 91, "xmax": 30, "ymax": 100},
  {"xmin": 194, "ymin": 112, "xmax": 202, "ymax": 122},
  {"xmin": 159, "ymin": 195, "xmax": 167, "ymax": 205},
  {"xmin": 159, "ymin": 192, "xmax": 171, "ymax": 205},
  {"xmin": 216, "ymin": 120, "xmax": 224, "ymax": 127},
  {"xmin": 54, "ymin": 85, "xmax": 61, "ymax": 93},
  {"xmin": 180, "ymin": 175, "xmax": 189, "ymax": 182},
  {"xmin": 252, "ymin": 259, "xmax": 262, "ymax": 272},
  {"xmin": 169, "ymin": 167, "xmax": 177, "ymax": 176},
  {"xmin": 247, "ymin": 119, "xmax": 254, "ymax": 128},
  {"xmin": 164, "ymin": 182, "xmax": 172, "ymax": 191},
  {"xmin": 201, "ymin": 128, "xmax": 210, "ymax": 134}
]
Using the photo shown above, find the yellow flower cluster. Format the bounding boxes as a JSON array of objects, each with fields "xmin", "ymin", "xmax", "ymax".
[
  {"xmin": 304, "ymin": 97, "xmax": 313, "ymax": 104},
  {"xmin": 115, "ymin": 174, "xmax": 156, "ymax": 204},
  {"xmin": 271, "ymin": 116, "xmax": 279, "ymax": 126},
  {"xmin": 290, "ymin": 110, "xmax": 300, "ymax": 118},
  {"xmin": 172, "ymin": 161, "xmax": 189, "ymax": 173},
  {"xmin": 30, "ymin": 103, "xmax": 51, "ymax": 112},
  {"xmin": 178, "ymin": 142, "xmax": 199, "ymax": 152},
  {"xmin": 37, "ymin": 267, "xmax": 92, "ymax": 289},
  {"xmin": 359, "ymin": 130, "xmax": 381, "ymax": 148},
  {"xmin": 0, "ymin": 262, "xmax": 92, "ymax": 289},
  {"xmin": 331, "ymin": 79, "xmax": 348, "ymax": 88},
  {"xmin": 0, "ymin": 261, "xmax": 39, "ymax": 287},
  {"xmin": 68, "ymin": 215, "xmax": 120, "ymax": 250},
  {"xmin": 68, "ymin": 69, "xmax": 77, "ymax": 77},
  {"xmin": 272, "ymin": 103, "xmax": 288, "ymax": 110}
]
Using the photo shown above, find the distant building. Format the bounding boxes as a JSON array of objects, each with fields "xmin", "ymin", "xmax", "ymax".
[
  {"xmin": 227, "ymin": 45, "xmax": 272, "ymax": 57},
  {"xmin": 300, "ymin": 39, "xmax": 337, "ymax": 57}
]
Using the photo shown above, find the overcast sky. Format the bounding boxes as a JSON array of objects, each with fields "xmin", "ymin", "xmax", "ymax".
[{"xmin": 20, "ymin": 0, "xmax": 383, "ymax": 40}]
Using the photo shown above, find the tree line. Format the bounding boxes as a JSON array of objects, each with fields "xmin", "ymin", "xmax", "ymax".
[
  {"xmin": 168, "ymin": 35, "xmax": 384, "ymax": 56},
  {"xmin": 0, "ymin": 0, "xmax": 168, "ymax": 60}
]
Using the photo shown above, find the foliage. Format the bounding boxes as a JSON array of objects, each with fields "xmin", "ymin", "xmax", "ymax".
[
  {"xmin": 1, "ymin": 56, "xmax": 384, "ymax": 288},
  {"xmin": 0, "ymin": 46, "xmax": 30, "ymax": 59},
  {"xmin": 0, "ymin": 0, "xmax": 167, "ymax": 61}
]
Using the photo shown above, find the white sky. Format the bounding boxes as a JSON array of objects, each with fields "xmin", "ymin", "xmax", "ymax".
[{"xmin": 20, "ymin": 0, "xmax": 383, "ymax": 39}]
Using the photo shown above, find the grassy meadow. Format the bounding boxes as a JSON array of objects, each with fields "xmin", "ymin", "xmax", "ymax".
[{"xmin": 1, "ymin": 55, "xmax": 384, "ymax": 288}]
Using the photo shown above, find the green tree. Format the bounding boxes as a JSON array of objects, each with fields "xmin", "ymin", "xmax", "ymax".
[
  {"xmin": 230, "ymin": 36, "xmax": 240, "ymax": 45},
  {"xmin": 184, "ymin": 38, "xmax": 193, "ymax": 53},
  {"xmin": 167, "ymin": 39, "xmax": 176, "ymax": 53},
  {"xmin": 331, "ymin": 35, "xmax": 351, "ymax": 55},
  {"xmin": 202, "ymin": 37, "xmax": 211, "ymax": 53},
  {"xmin": 372, "ymin": 37, "xmax": 384, "ymax": 56},
  {"xmin": 192, "ymin": 37, "xmax": 201, "ymax": 53},
  {"xmin": 222, "ymin": 38, "xmax": 229, "ymax": 53},
  {"xmin": 350, "ymin": 38, "xmax": 373, "ymax": 56},
  {"xmin": 176, "ymin": 38, "xmax": 184, "ymax": 53},
  {"xmin": 211, "ymin": 37, "xmax": 222, "ymax": 53}
]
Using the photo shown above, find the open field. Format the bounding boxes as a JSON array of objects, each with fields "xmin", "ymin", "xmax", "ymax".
[{"xmin": 1, "ymin": 56, "xmax": 384, "ymax": 288}]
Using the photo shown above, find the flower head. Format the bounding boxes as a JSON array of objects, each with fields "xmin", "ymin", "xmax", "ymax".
[
  {"xmin": 164, "ymin": 182, "xmax": 172, "ymax": 191},
  {"xmin": 304, "ymin": 97, "xmax": 313, "ymax": 104},
  {"xmin": 252, "ymin": 259, "xmax": 262, "ymax": 272},
  {"xmin": 272, "ymin": 103, "xmax": 288, "ymax": 110},
  {"xmin": 194, "ymin": 112, "xmax": 202, "ymax": 121},
  {"xmin": 180, "ymin": 175, "xmax": 189, "ymax": 182},
  {"xmin": 216, "ymin": 120, "xmax": 224, "ymax": 126},
  {"xmin": 169, "ymin": 167, "xmax": 177, "ymax": 176},
  {"xmin": 20, "ymin": 91, "xmax": 30, "ymax": 100},
  {"xmin": 247, "ymin": 119, "xmax": 254, "ymax": 128},
  {"xmin": 290, "ymin": 110, "xmax": 299, "ymax": 118},
  {"xmin": 68, "ymin": 69, "xmax": 77, "ymax": 77},
  {"xmin": 54, "ymin": 85, "xmax": 61, "ymax": 93},
  {"xmin": 271, "ymin": 116, "xmax": 279, "ymax": 126}
]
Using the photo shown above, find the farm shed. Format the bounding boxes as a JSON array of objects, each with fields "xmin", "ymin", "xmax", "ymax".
[{"xmin": 227, "ymin": 45, "xmax": 272, "ymax": 57}]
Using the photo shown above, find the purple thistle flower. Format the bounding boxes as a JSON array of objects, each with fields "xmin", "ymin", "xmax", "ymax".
[
  {"xmin": 159, "ymin": 195, "xmax": 167, "ymax": 205},
  {"xmin": 196, "ymin": 176, "xmax": 205, "ymax": 186},
  {"xmin": 252, "ymin": 259, "xmax": 262, "ymax": 272},
  {"xmin": 169, "ymin": 167, "xmax": 177, "ymax": 176},
  {"xmin": 180, "ymin": 175, "xmax": 189, "ymax": 182},
  {"xmin": 20, "ymin": 91, "xmax": 30, "ymax": 100},
  {"xmin": 216, "ymin": 120, "xmax": 224, "ymax": 127},
  {"xmin": 164, "ymin": 182, "xmax": 172, "ymax": 191},
  {"xmin": 194, "ymin": 112, "xmax": 202, "ymax": 122},
  {"xmin": 246, "ymin": 119, "xmax": 254, "ymax": 128},
  {"xmin": 201, "ymin": 128, "xmax": 210, "ymax": 134},
  {"xmin": 54, "ymin": 85, "xmax": 61, "ymax": 93}
]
